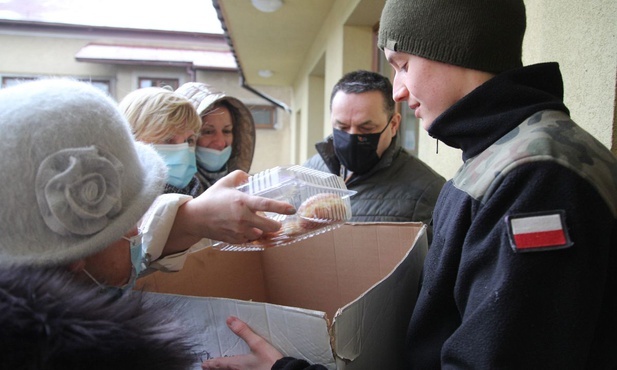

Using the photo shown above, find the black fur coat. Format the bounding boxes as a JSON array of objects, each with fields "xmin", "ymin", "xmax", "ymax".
[{"xmin": 0, "ymin": 266, "xmax": 198, "ymax": 370}]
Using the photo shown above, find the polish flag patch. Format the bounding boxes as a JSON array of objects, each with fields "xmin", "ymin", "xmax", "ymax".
[{"xmin": 506, "ymin": 211, "xmax": 572, "ymax": 252}]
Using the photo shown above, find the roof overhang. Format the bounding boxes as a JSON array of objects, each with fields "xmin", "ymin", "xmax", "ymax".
[
  {"xmin": 213, "ymin": 0, "xmax": 386, "ymax": 87},
  {"xmin": 213, "ymin": 0, "xmax": 334, "ymax": 87},
  {"xmin": 75, "ymin": 43, "xmax": 237, "ymax": 70}
]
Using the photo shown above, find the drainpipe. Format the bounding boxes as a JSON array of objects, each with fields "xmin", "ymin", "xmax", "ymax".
[
  {"xmin": 238, "ymin": 70, "xmax": 292, "ymax": 114},
  {"xmin": 212, "ymin": 0, "xmax": 291, "ymax": 114},
  {"xmin": 186, "ymin": 65, "xmax": 196, "ymax": 82}
]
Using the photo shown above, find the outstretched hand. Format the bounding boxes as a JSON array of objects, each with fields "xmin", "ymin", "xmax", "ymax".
[
  {"xmin": 202, "ymin": 316, "xmax": 283, "ymax": 370},
  {"xmin": 167, "ymin": 170, "xmax": 296, "ymax": 248}
]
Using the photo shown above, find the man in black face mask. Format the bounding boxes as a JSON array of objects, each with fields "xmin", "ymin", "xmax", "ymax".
[{"xmin": 304, "ymin": 70, "xmax": 445, "ymax": 238}]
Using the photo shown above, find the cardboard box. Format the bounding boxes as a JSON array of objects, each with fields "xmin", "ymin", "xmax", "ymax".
[{"xmin": 137, "ymin": 222, "xmax": 428, "ymax": 369}]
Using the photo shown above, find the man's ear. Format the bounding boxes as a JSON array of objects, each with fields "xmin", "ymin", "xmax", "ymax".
[
  {"xmin": 67, "ymin": 259, "xmax": 86, "ymax": 273},
  {"xmin": 390, "ymin": 112, "xmax": 402, "ymax": 134}
]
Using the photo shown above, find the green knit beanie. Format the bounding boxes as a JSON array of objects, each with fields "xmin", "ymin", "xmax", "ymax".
[{"xmin": 378, "ymin": 0, "xmax": 526, "ymax": 74}]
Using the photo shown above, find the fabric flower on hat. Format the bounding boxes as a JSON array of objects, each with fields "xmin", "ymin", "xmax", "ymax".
[{"xmin": 35, "ymin": 146, "xmax": 124, "ymax": 236}]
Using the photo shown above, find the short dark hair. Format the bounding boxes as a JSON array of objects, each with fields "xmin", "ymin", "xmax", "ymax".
[{"xmin": 330, "ymin": 70, "xmax": 395, "ymax": 116}]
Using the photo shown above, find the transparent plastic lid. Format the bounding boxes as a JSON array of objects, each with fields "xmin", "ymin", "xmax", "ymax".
[{"xmin": 212, "ymin": 165, "xmax": 356, "ymax": 251}]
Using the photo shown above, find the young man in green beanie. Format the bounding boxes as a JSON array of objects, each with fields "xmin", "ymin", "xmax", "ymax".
[
  {"xmin": 202, "ymin": 0, "xmax": 617, "ymax": 369},
  {"xmin": 378, "ymin": 0, "xmax": 617, "ymax": 368}
]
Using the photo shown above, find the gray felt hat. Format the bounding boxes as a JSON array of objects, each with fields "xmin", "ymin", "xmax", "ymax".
[{"xmin": 0, "ymin": 79, "xmax": 167, "ymax": 267}]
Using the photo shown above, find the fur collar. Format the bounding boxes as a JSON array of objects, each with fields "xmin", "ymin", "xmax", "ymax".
[{"xmin": 0, "ymin": 266, "xmax": 198, "ymax": 370}]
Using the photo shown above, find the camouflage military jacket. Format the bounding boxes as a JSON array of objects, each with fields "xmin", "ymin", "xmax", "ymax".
[{"xmin": 409, "ymin": 62, "xmax": 617, "ymax": 369}]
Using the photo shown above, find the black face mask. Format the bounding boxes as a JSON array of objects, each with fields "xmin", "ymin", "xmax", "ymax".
[{"xmin": 333, "ymin": 120, "xmax": 391, "ymax": 175}]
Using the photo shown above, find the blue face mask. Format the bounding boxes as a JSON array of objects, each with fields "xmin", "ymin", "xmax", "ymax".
[
  {"xmin": 196, "ymin": 145, "xmax": 232, "ymax": 172},
  {"xmin": 124, "ymin": 231, "xmax": 146, "ymax": 278},
  {"xmin": 152, "ymin": 143, "xmax": 197, "ymax": 188},
  {"xmin": 83, "ymin": 230, "xmax": 145, "ymax": 298}
]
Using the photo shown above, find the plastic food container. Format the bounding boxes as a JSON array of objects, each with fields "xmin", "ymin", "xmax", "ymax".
[{"xmin": 212, "ymin": 165, "xmax": 356, "ymax": 251}]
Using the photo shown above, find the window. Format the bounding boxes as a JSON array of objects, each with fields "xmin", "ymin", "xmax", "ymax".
[
  {"xmin": 249, "ymin": 105, "xmax": 277, "ymax": 129},
  {"xmin": 138, "ymin": 77, "xmax": 179, "ymax": 90},
  {"xmin": 80, "ymin": 79, "xmax": 112, "ymax": 95},
  {"xmin": 1, "ymin": 76, "xmax": 37, "ymax": 88},
  {"xmin": 2, "ymin": 76, "xmax": 112, "ymax": 96}
]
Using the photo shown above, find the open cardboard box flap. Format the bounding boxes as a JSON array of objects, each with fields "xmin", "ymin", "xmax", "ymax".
[{"xmin": 137, "ymin": 222, "xmax": 428, "ymax": 369}]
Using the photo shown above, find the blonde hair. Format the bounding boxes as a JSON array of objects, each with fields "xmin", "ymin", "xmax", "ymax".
[{"xmin": 119, "ymin": 87, "xmax": 201, "ymax": 144}]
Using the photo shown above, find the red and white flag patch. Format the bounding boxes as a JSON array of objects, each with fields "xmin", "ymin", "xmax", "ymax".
[{"xmin": 506, "ymin": 211, "xmax": 572, "ymax": 252}]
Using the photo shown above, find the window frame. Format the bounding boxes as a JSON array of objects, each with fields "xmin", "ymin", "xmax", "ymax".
[
  {"xmin": 249, "ymin": 104, "xmax": 277, "ymax": 129},
  {"xmin": 1, "ymin": 75, "xmax": 113, "ymax": 96},
  {"xmin": 138, "ymin": 77, "xmax": 179, "ymax": 90}
]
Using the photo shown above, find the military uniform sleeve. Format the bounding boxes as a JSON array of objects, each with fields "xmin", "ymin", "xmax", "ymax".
[{"xmin": 440, "ymin": 162, "xmax": 615, "ymax": 367}]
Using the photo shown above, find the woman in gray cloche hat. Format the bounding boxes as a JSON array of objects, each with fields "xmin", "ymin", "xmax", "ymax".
[{"xmin": 0, "ymin": 78, "xmax": 295, "ymax": 369}]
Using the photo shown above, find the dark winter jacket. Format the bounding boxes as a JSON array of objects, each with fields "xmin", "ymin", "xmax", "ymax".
[
  {"xmin": 304, "ymin": 134, "xmax": 445, "ymax": 238},
  {"xmin": 0, "ymin": 266, "xmax": 198, "ymax": 370},
  {"xmin": 409, "ymin": 62, "xmax": 617, "ymax": 369}
]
